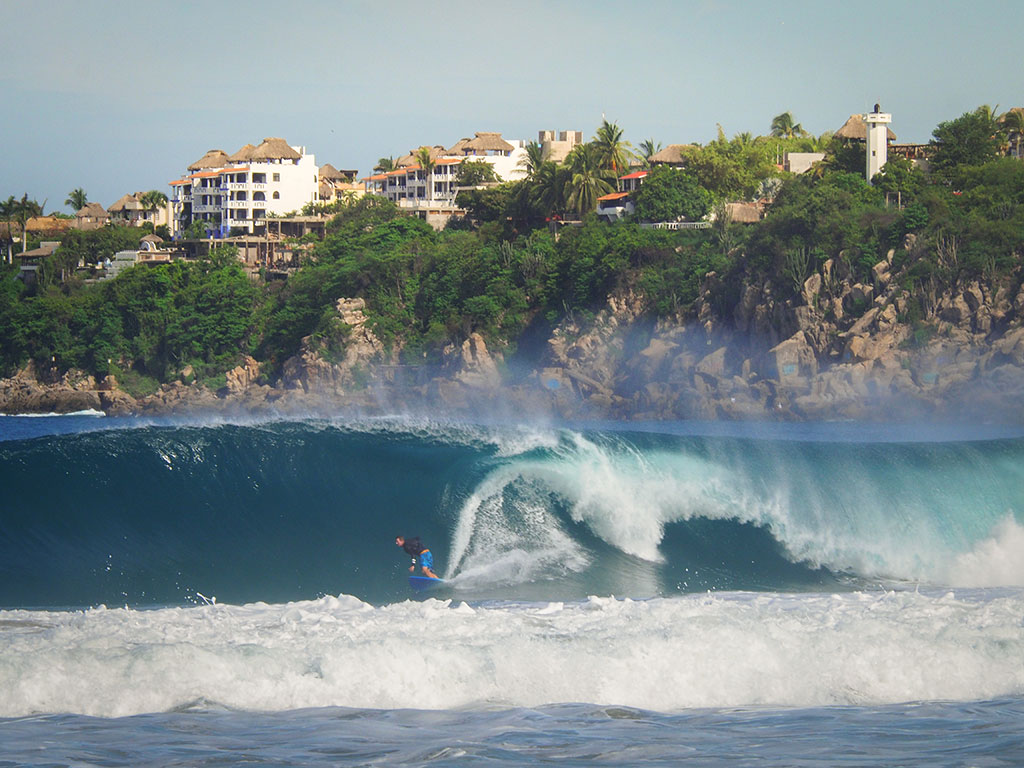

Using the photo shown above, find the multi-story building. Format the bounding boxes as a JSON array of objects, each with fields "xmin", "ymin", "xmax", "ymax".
[
  {"xmin": 365, "ymin": 132, "xmax": 529, "ymax": 227},
  {"xmin": 169, "ymin": 138, "xmax": 319, "ymax": 238},
  {"xmin": 538, "ymin": 130, "xmax": 583, "ymax": 163}
]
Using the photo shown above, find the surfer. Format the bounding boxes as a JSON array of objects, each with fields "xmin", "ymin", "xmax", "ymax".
[{"xmin": 395, "ymin": 535, "xmax": 439, "ymax": 579}]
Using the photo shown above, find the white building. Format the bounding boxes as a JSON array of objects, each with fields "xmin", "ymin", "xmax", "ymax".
[
  {"xmin": 366, "ymin": 132, "xmax": 530, "ymax": 223},
  {"xmin": 169, "ymin": 138, "xmax": 319, "ymax": 238},
  {"xmin": 863, "ymin": 105, "xmax": 892, "ymax": 182}
]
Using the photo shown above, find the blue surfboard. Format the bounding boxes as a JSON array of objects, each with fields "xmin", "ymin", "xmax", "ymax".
[{"xmin": 409, "ymin": 575, "xmax": 444, "ymax": 591}]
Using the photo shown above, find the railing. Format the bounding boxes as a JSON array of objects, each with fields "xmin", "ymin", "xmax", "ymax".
[{"xmin": 641, "ymin": 221, "xmax": 712, "ymax": 230}]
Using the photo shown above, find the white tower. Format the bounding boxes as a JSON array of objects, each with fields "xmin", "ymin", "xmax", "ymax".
[{"xmin": 863, "ymin": 103, "xmax": 892, "ymax": 183}]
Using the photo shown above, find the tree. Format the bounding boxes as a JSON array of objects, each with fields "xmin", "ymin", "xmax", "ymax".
[
  {"xmin": 930, "ymin": 107, "xmax": 1004, "ymax": 177},
  {"xmin": 999, "ymin": 109, "xmax": 1024, "ymax": 158},
  {"xmin": 374, "ymin": 156, "xmax": 396, "ymax": 173},
  {"xmin": 0, "ymin": 196, "xmax": 15, "ymax": 263},
  {"xmin": 638, "ymin": 138, "xmax": 662, "ymax": 169},
  {"xmin": 564, "ymin": 144, "xmax": 615, "ymax": 216},
  {"xmin": 517, "ymin": 140, "xmax": 546, "ymax": 180},
  {"xmin": 454, "ymin": 160, "xmax": 498, "ymax": 187},
  {"xmin": 12, "ymin": 194, "xmax": 42, "ymax": 253},
  {"xmin": 138, "ymin": 190, "xmax": 168, "ymax": 230},
  {"xmin": 530, "ymin": 161, "xmax": 569, "ymax": 218},
  {"xmin": 592, "ymin": 119, "xmax": 633, "ymax": 174},
  {"xmin": 414, "ymin": 147, "xmax": 436, "ymax": 202},
  {"xmin": 872, "ymin": 155, "xmax": 923, "ymax": 208},
  {"xmin": 65, "ymin": 188, "xmax": 88, "ymax": 213},
  {"xmin": 770, "ymin": 111, "xmax": 807, "ymax": 139},
  {"xmin": 632, "ymin": 165, "xmax": 711, "ymax": 222}
]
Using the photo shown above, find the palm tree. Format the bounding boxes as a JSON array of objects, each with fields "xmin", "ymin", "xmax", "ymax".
[
  {"xmin": 592, "ymin": 119, "xmax": 633, "ymax": 174},
  {"xmin": 12, "ymin": 194, "xmax": 42, "ymax": 253},
  {"xmin": 139, "ymin": 190, "xmax": 168, "ymax": 230},
  {"xmin": 565, "ymin": 144, "xmax": 614, "ymax": 216},
  {"xmin": 517, "ymin": 140, "xmax": 546, "ymax": 180},
  {"xmin": 770, "ymin": 111, "xmax": 807, "ymax": 139},
  {"xmin": 0, "ymin": 196, "xmax": 15, "ymax": 263},
  {"xmin": 374, "ymin": 156, "xmax": 395, "ymax": 173},
  {"xmin": 529, "ymin": 161, "xmax": 568, "ymax": 218},
  {"xmin": 414, "ymin": 147, "xmax": 436, "ymax": 202},
  {"xmin": 65, "ymin": 188, "xmax": 88, "ymax": 213},
  {"xmin": 1000, "ymin": 108, "xmax": 1024, "ymax": 158},
  {"xmin": 638, "ymin": 138, "xmax": 662, "ymax": 168}
]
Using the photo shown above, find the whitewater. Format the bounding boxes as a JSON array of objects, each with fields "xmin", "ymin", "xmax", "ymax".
[{"xmin": 1, "ymin": 414, "xmax": 1023, "ymax": 766}]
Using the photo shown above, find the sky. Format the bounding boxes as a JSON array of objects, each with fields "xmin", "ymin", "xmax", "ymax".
[{"xmin": 2, "ymin": 0, "xmax": 1021, "ymax": 212}]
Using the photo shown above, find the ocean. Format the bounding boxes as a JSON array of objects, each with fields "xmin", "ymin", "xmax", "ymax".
[{"xmin": 1, "ymin": 412, "xmax": 1023, "ymax": 766}]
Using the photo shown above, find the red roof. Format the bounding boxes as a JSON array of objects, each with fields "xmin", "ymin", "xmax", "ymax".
[
  {"xmin": 597, "ymin": 192, "xmax": 630, "ymax": 202},
  {"xmin": 363, "ymin": 173, "xmax": 388, "ymax": 181},
  {"xmin": 220, "ymin": 166, "xmax": 250, "ymax": 174},
  {"xmin": 168, "ymin": 180, "xmax": 190, "ymax": 186},
  {"xmin": 619, "ymin": 171, "xmax": 648, "ymax": 180}
]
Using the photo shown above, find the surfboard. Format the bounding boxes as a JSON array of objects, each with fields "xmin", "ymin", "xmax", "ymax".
[{"xmin": 409, "ymin": 575, "xmax": 444, "ymax": 591}]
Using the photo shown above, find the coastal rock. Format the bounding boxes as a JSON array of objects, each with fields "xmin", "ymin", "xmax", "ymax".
[
  {"xmin": 451, "ymin": 333, "xmax": 501, "ymax": 389},
  {"xmin": 224, "ymin": 356, "xmax": 261, "ymax": 394}
]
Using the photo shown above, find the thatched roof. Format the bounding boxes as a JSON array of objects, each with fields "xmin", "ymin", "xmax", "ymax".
[
  {"xmin": 76, "ymin": 202, "xmax": 108, "ymax": 218},
  {"xmin": 250, "ymin": 137, "xmax": 302, "ymax": 161},
  {"xmin": 397, "ymin": 146, "xmax": 445, "ymax": 167},
  {"xmin": 465, "ymin": 132, "xmax": 514, "ymax": 153},
  {"xmin": 319, "ymin": 163, "xmax": 346, "ymax": 180},
  {"xmin": 188, "ymin": 149, "xmax": 230, "ymax": 171},
  {"xmin": 834, "ymin": 114, "xmax": 897, "ymax": 142},
  {"xmin": 648, "ymin": 144, "xmax": 694, "ymax": 165},
  {"xmin": 108, "ymin": 194, "xmax": 142, "ymax": 213},
  {"xmin": 446, "ymin": 137, "xmax": 472, "ymax": 155},
  {"xmin": 228, "ymin": 143, "xmax": 257, "ymax": 162},
  {"xmin": 25, "ymin": 218, "xmax": 72, "ymax": 234},
  {"xmin": 140, "ymin": 233, "xmax": 164, "ymax": 243}
]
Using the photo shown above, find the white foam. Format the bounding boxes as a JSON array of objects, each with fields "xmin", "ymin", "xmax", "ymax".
[
  {"xmin": 2, "ymin": 409, "xmax": 106, "ymax": 418},
  {"xmin": 946, "ymin": 516, "xmax": 1024, "ymax": 587},
  {"xmin": 2, "ymin": 589, "xmax": 1023, "ymax": 718}
]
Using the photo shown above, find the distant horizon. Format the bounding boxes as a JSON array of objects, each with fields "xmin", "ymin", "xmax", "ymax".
[{"xmin": 2, "ymin": 0, "xmax": 1021, "ymax": 211}]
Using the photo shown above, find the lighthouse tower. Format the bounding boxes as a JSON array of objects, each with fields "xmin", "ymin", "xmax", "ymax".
[{"xmin": 863, "ymin": 103, "xmax": 892, "ymax": 183}]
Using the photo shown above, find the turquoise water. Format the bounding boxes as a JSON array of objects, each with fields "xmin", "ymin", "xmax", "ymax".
[{"xmin": 1, "ymin": 414, "xmax": 1022, "ymax": 765}]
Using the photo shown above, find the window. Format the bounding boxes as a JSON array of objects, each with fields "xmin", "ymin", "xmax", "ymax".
[
  {"xmin": 253, "ymin": 191, "xmax": 265, "ymax": 201},
  {"xmin": 272, "ymin": 191, "xmax": 280, "ymax": 199},
  {"xmin": 273, "ymin": 173, "xmax": 281, "ymax": 182}
]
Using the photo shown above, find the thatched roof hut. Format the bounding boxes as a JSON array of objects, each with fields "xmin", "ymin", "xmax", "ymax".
[
  {"xmin": 188, "ymin": 149, "xmax": 230, "ymax": 171},
  {"xmin": 397, "ymin": 145, "xmax": 445, "ymax": 167},
  {"xmin": 648, "ymin": 144, "xmax": 694, "ymax": 165},
  {"xmin": 834, "ymin": 114, "xmax": 897, "ymax": 142},
  {"xmin": 25, "ymin": 217, "xmax": 72, "ymax": 235},
  {"xmin": 108, "ymin": 194, "xmax": 142, "ymax": 213},
  {"xmin": 76, "ymin": 202, "xmax": 108, "ymax": 218},
  {"xmin": 319, "ymin": 163, "xmax": 345, "ymax": 180},
  {"xmin": 446, "ymin": 137, "xmax": 472, "ymax": 155},
  {"xmin": 250, "ymin": 137, "xmax": 302, "ymax": 161},
  {"xmin": 228, "ymin": 143, "xmax": 257, "ymax": 163},
  {"xmin": 464, "ymin": 132, "xmax": 514, "ymax": 154}
]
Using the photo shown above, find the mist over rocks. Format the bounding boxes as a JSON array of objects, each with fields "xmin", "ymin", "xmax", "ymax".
[{"xmin": 4, "ymin": 251, "xmax": 1024, "ymax": 423}]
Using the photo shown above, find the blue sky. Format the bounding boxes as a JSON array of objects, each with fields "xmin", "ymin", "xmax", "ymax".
[{"xmin": 2, "ymin": 0, "xmax": 1021, "ymax": 211}]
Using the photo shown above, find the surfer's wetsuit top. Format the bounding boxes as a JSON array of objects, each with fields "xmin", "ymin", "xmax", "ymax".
[{"xmin": 402, "ymin": 537, "xmax": 434, "ymax": 572}]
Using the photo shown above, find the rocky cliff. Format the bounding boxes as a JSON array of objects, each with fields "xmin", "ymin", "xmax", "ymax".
[{"xmin": 4, "ymin": 241, "xmax": 1024, "ymax": 423}]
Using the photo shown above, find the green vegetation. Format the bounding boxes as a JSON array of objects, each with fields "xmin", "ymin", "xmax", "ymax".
[{"xmin": 2, "ymin": 106, "xmax": 1023, "ymax": 395}]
